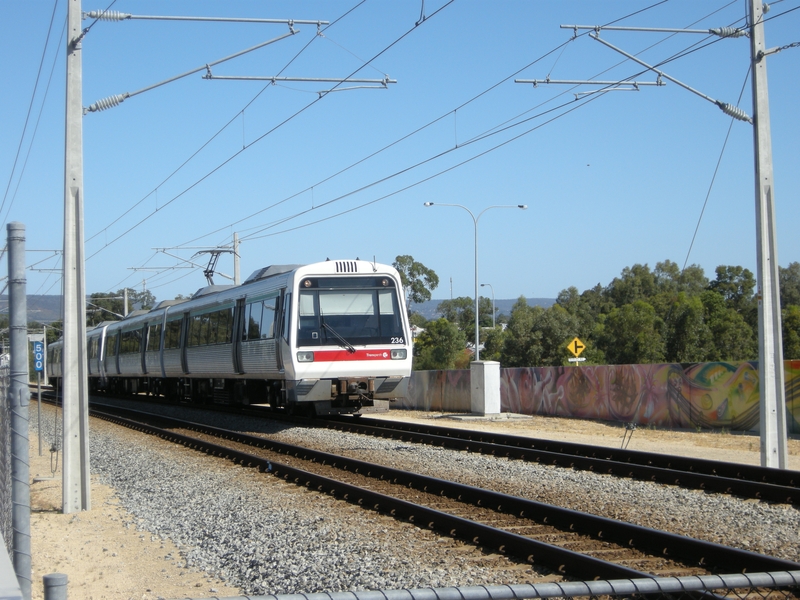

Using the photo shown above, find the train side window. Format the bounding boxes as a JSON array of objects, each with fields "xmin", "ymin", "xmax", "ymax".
[
  {"xmin": 261, "ymin": 298, "xmax": 276, "ymax": 339},
  {"xmin": 246, "ymin": 302, "xmax": 262, "ymax": 341},
  {"xmin": 164, "ymin": 319, "xmax": 182, "ymax": 349},
  {"xmin": 243, "ymin": 297, "xmax": 276, "ymax": 341},
  {"xmin": 147, "ymin": 323, "xmax": 162, "ymax": 351},
  {"xmin": 120, "ymin": 330, "xmax": 141, "ymax": 354}
]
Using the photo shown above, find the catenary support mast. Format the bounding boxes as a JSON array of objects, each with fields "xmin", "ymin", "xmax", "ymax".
[
  {"xmin": 63, "ymin": 0, "xmax": 91, "ymax": 512},
  {"xmin": 749, "ymin": 0, "xmax": 788, "ymax": 468}
]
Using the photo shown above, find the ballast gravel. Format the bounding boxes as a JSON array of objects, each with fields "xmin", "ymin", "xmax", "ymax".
[
  {"xmin": 36, "ymin": 407, "xmax": 546, "ymax": 596},
  {"xmin": 38, "ymin": 401, "xmax": 800, "ymax": 596}
]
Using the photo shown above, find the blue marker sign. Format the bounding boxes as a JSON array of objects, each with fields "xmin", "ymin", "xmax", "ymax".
[{"xmin": 33, "ymin": 341, "xmax": 44, "ymax": 372}]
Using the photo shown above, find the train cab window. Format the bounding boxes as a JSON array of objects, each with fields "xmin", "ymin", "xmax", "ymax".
[{"xmin": 296, "ymin": 286, "xmax": 404, "ymax": 346}]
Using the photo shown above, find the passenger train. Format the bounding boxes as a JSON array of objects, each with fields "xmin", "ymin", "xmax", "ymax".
[{"xmin": 47, "ymin": 259, "xmax": 413, "ymax": 416}]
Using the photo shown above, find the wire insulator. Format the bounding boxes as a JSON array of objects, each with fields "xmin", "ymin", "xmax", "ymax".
[
  {"xmin": 82, "ymin": 10, "xmax": 131, "ymax": 21},
  {"xmin": 718, "ymin": 102, "xmax": 752, "ymax": 123},
  {"xmin": 86, "ymin": 94, "xmax": 128, "ymax": 114},
  {"xmin": 709, "ymin": 27, "xmax": 748, "ymax": 38}
]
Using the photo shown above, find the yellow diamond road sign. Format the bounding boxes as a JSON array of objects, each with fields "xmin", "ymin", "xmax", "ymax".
[{"xmin": 568, "ymin": 337, "xmax": 586, "ymax": 357}]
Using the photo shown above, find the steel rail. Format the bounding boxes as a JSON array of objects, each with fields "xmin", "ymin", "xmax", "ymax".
[
  {"xmin": 90, "ymin": 403, "xmax": 800, "ymax": 577},
  {"xmin": 319, "ymin": 416, "xmax": 800, "ymax": 503}
]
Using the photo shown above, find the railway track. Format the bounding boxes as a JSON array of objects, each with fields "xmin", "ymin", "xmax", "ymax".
[
  {"xmin": 86, "ymin": 401, "xmax": 800, "ymax": 583},
  {"xmin": 37, "ymin": 388, "xmax": 800, "ymax": 503},
  {"xmin": 309, "ymin": 414, "xmax": 800, "ymax": 504}
]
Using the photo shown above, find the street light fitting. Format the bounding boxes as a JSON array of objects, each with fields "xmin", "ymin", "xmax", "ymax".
[{"xmin": 425, "ymin": 202, "xmax": 527, "ymax": 360}]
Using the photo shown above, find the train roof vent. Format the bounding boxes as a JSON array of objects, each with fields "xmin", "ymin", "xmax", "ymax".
[
  {"xmin": 244, "ymin": 264, "xmax": 303, "ymax": 285},
  {"xmin": 192, "ymin": 285, "xmax": 235, "ymax": 299},
  {"xmin": 335, "ymin": 260, "xmax": 359, "ymax": 273}
]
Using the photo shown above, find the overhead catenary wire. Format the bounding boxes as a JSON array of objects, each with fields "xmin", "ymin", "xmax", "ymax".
[
  {"xmin": 75, "ymin": 0, "xmax": 780, "ymax": 296},
  {"xmin": 0, "ymin": 0, "xmax": 61, "ymax": 227},
  {"xmin": 85, "ymin": 0, "xmax": 684, "ymax": 258},
  {"xmin": 85, "ymin": 0, "xmax": 456, "ymax": 262},
  {"xmin": 178, "ymin": 0, "xmax": 682, "ymax": 251},
  {"xmin": 221, "ymin": 5, "xmax": 749, "ymax": 244}
]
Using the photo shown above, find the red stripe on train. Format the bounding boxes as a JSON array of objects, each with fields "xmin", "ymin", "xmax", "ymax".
[{"xmin": 312, "ymin": 349, "xmax": 393, "ymax": 361}]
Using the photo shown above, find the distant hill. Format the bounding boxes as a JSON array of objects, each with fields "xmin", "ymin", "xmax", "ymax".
[
  {"xmin": 411, "ymin": 297, "xmax": 555, "ymax": 320},
  {"xmin": 0, "ymin": 295, "xmax": 62, "ymax": 324}
]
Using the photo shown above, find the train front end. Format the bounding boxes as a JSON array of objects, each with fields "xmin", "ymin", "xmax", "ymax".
[{"xmin": 284, "ymin": 260, "xmax": 412, "ymax": 416}]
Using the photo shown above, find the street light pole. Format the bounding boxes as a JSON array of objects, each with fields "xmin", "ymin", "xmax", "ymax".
[
  {"xmin": 481, "ymin": 283, "xmax": 495, "ymax": 329},
  {"xmin": 424, "ymin": 202, "xmax": 526, "ymax": 361}
]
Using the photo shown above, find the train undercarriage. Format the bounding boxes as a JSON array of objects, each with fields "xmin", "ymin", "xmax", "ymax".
[{"xmin": 84, "ymin": 375, "xmax": 391, "ymax": 416}]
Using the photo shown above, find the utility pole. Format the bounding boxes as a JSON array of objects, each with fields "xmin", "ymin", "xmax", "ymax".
[
  {"xmin": 233, "ymin": 232, "xmax": 240, "ymax": 285},
  {"xmin": 63, "ymin": 0, "xmax": 91, "ymax": 512},
  {"xmin": 524, "ymin": 12, "xmax": 789, "ymax": 468},
  {"xmin": 749, "ymin": 0, "xmax": 787, "ymax": 469}
]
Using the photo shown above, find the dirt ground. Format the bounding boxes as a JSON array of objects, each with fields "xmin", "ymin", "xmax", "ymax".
[{"xmin": 26, "ymin": 410, "xmax": 800, "ymax": 600}]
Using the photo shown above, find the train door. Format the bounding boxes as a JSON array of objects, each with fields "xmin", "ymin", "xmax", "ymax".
[
  {"xmin": 274, "ymin": 292, "xmax": 284, "ymax": 372},
  {"xmin": 140, "ymin": 324, "xmax": 148, "ymax": 374},
  {"xmin": 179, "ymin": 312, "xmax": 190, "ymax": 374}
]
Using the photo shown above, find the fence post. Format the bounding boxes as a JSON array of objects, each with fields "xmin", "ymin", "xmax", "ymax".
[
  {"xmin": 42, "ymin": 573, "xmax": 67, "ymax": 600},
  {"xmin": 8, "ymin": 222, "xmax": 31, "ymax": 599}
]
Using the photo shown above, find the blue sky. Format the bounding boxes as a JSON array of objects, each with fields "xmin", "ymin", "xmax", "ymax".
[{"xmin": 2, "ymin": 1, "xmax": 798, "ymax": 306}]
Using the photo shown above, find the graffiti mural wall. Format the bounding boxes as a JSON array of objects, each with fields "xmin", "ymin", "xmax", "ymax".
[{"xmin": 403, "ymin": 361, "xmax": 800, "ymax": 434}]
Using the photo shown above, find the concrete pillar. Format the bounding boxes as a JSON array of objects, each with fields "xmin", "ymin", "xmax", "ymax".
[{"xmin": 470, "ymin": 361, "xmax": 500, "ymax": 415}]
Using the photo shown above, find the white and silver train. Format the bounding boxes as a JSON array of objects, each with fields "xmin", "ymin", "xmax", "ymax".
[{"xmin": 47, "ymin": 259, "xmax": 413, "ymax": 416}]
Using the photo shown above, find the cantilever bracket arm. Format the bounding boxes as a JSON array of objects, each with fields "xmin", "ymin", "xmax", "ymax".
[{"xmin": 588, "ymin": 33, "xmax": 752, "ymax": 123}]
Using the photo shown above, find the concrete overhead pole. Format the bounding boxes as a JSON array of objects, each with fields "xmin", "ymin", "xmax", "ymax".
[
  {"xmin": 749, "ymin": 0, "xmax": 788, "ymax": 469},
  {"xmin": 63, "ymin": 0, "xmax": 91, "ymax": 512},
  {"xmin": 233, "ymin": 233, "xmax": 240, "ymax": 285}
]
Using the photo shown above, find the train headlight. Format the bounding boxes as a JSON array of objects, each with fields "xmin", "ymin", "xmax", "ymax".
[
  {"xmin": 390, "ymin": 349, "xmax": 407, "ymax": 360},
  {"xmin": 296, "ymin": 351, "xmax": 315, "ymax": 362}
]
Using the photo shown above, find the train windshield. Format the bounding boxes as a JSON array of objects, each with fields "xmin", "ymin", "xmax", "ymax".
[{"xmin": 297, "ymin": 288, "xmax": 405, "ymax": 347}]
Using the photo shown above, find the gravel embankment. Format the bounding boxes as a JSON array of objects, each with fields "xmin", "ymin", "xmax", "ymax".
[{"xmin": 36, "ymin": 401, "xmax": 800, "ymax": 595}]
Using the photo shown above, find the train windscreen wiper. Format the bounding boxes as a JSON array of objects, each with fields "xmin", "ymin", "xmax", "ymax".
[{"xmin": 320, "ymin": 317, "xmax": 356, "ymax": 353}]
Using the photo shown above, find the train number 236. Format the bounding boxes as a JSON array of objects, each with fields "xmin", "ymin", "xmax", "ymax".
[{"xmin": 391, "ymin": 337, "xmax": 405, "ymax": 344}]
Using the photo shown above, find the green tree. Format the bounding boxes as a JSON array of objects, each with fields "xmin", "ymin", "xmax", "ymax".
[
  {"xmin": 605, "ymin": 263, "xmax": 658, "ymax": 307},
  {"xmin": 413, "ymin": 318, "xmax": 466, "ymax": 370},
  {"xmin": 499, "ymin": 297, "xmax": 539, "ymax": 367},
  {"xmin": 663, "ymin": 293, "xmax": 713, "ymax": 363},
  {"xmin": 595, "ymin": 300, "xmax": 665, "ymax": 364},
  {"xmin": 708, "ymin": 265, "xmax": 757, "ymax": 324},
  {"xmin": 393, "ymin": 255, "xmax": 439, "ymax": 311},
  {"xmin": 779, "ymin": 262, "xmax": 800, "ymax": 309},
  {"xmin": 782, "ymin": 305, "xmax": 800, "ymax": 360},
  {"xmin": 86, "ymin": 288, "xmax": 157, "ymax": 327},
  {"xmin": 437, "ymin": 296, "xmax": 502, "ymax": 346},
  {"xmin": 557, "ymin": 286, "xmax": 597, "ymax": 339},
  {"xmin": 408, "ymin": 312, "xmax": 428, "ymax": 329},
  {"xmin": 481, "ymin": 326, "xmax": 506, "ymax": 361},
  {"xmin": 499, "ymin": 299, "xmax": 581, "ymax": 367},
  {"xmin": 700, "ymin": 290, "xmax": 757, "ymax": 361}
]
